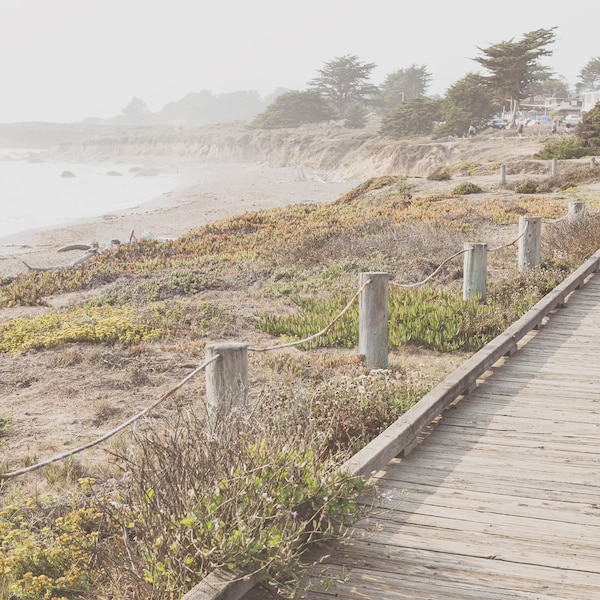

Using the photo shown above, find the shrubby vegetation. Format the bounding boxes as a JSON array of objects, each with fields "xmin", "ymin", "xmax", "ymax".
[
  {"xmin": 2, "ymin": 176, "xmax": 600, "ymax": 598},
  {"xmin": 537, "ymin": 102, "xmax": 600, "ymax": 159},
  {"xmin": 452, "ymin": 182, "xmax": 483, "ymax": 195}
]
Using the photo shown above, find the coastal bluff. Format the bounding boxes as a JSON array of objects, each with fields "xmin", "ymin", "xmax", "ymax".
[{"xmin": 40, "ymin": 122, "xmax": 529, "ymax": 180}]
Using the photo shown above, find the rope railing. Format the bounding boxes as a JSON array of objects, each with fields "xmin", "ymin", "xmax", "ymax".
[
  {"xmin": 248, "ymin": 279, "xmax": 371, "ymax": 352},
  {"xmin": 0, "ymin": 204, "xmax": 582, "ymax": 480},
  {"xmin": 389, "ymin": 248, "xmax": 467, "ymax": 288},
  {"xmin": 488, "ymin": 218, "xmax": 529, "ymax": 252},
  {"xmin": 542, "ymin": 214, "xmax": 570, "ymax": 225},
  {"xmin": 390, "ymin": 218, "xmax": 531, "ymax": 289},
  {"xmin": 0, "ymin": 356, "xmax": 219, "ymax": 481},
  {"xmin": 0, "ymin": 283, "xmax": 375, "ymax": 480}
]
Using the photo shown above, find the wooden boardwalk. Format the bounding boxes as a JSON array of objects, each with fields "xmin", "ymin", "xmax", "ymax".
[{"xmin": 294, "ymin": 273, "xmax": 600, "ymax": 599}]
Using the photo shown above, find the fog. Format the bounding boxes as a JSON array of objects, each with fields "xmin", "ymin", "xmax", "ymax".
[{"xmin": 0, "ymin": 0, "xmax": 595, "ymax": 123}]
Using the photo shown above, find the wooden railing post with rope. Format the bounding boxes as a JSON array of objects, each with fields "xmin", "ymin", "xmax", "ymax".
[
  {"xmin": 462, "ymin": 242, "xmax": 488, "ymax": 303},
  {"xmin": 518, "ymin": 216, "xmax": 542, "ymax": 270},
  {"xmin": 568, "ymin": 201, "xmax": 585, "ymax": 219},
  {"xmin": 358, "ymin": 272, "xmax": 389, "ymax": 370},
  {"xmin": 205, "ymin": 342, "xmax": 248, "ymax": 429}
]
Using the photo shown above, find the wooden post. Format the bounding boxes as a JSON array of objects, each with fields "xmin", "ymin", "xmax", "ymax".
[
  {"xmin": 358, "ymin": 272, "xmax": 388, "ymax": 369},
  {"xmin": 500, "ymin": 164, "xmax": 506, "ymax": 187},
  {"xmin": 518, "ymin": 216, "xmax": 542, "ymax": 270},
  {"xmin": 463, "ymin": 243, "xmax": 487, "ymax": 303},
  {"xmin": 568, "ymin": 201, "xmax": 585, "ymax": 220},
  {"xmin": 551, "ymin": 158, "xmax": 558, "ymax": 176},
  {"xmin": 205, "ymin": 342, "xmax": 248, "ymax": 428}
]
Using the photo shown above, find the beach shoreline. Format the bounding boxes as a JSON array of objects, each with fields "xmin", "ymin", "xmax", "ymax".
[{"xmin": 0, "ymin": 162, "xmax": 358, "ymax": 278}]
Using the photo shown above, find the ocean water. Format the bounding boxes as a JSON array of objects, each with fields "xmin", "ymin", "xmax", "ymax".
[{"xmin": 0, "ymin": 149, "xmax": 182, "ymax": 240}]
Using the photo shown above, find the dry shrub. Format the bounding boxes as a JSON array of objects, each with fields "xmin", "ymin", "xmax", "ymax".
[
  {"xmin": 427, "ymin": 166, "xmax": 451, "ymax": 181},
  {"xmin": 452, "ymin": 182, "xmax": 483, "ymax": 195},
  {"xmin": 284, "ymin": 220, "xmax": 466, "ymax": 285},
  {"xmin": 98, "ymin": 402, "xmax": 369, "ymax": 599},
  {"xmin": 542, "ymin": 212, "xmax": 600, "ymax": 263},
  {"xmin": 513, "ymin": 179, "xmax": 540, "ymax": 194},
  {"xmin": 508, "ymin": 165, "xmax": 600, "ymax": 195},
  {"xmin": 334, "ymin": 176, "xmax": 402, "ymax": 204},
  {"xmin": 88, "ymin": 350, "xmax": 428, "ymax": 598}
]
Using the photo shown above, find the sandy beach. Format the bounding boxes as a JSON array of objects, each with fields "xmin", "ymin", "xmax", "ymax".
[{"xmin": 0, "ymin": 162, "xmax": 358, "ymax": 278}]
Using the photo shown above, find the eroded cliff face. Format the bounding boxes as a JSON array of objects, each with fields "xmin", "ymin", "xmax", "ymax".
[{"xmin": 46, "ymin": 122, "xmax": 528, "ymax": 180}]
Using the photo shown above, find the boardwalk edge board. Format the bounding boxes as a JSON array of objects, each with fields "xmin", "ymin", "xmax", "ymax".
[
  {"xmin": 183, "ymin": 248, "xmax": 600, "ymax": 600},
  {"xmin": 180, "ymin": 569, "xmax": 257, "ymax": 600},
  {"xmin": 343, "ymin": 248, "xmax": 600, "ymax": 478}
]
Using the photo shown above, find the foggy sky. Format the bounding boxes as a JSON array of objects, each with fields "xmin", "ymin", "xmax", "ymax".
[{"xmin": 0, "ymin": 0, "xmax": 595, "ymax": 123}]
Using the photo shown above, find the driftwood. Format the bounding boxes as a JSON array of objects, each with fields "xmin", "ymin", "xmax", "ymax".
[
  {"xmin": 21, "ymin": 231, "xmax": 175, "ymax": 272},
  {"xmin": 22, "ymin": 250, "xmax": 100, "ymax": 272}
]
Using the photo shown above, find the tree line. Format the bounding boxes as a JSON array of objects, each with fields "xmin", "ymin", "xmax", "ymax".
[
  {"xmin": 122, "ymin": 27, "xmax": 600, "ymax": 141},
  {"xmin": 251, "ymin": 27, "xmax": 593, "ymax": 137}
]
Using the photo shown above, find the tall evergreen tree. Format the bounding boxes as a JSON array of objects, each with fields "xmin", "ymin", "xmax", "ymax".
[
  {"xmin": 473, "ymin": 28, "xmax": 557, "ymax": 126},
  {"xmin": 579, "ymin": 57, "xmax": 600, "ymax": 91},
  {"xmin": 379, "ymin": 97, "xmax": 442, "ymax": 138},
  {"xmin": 249, "ymin": 90, "xmax": 335, "ymax": 129},
  {"xmin": 437, "ymin": 74, "xmax": 497, "ymax": 137},
  {"xmin": 309, "ymin": 55, "xmax": 378, "ymax": 118},
  {"xmin": 378, "ymin": 65, "xmax": 432, "ymax": 114},
  {"xmin": 121, "ymin": 97, "xmax": 149, "ymax": 123}
]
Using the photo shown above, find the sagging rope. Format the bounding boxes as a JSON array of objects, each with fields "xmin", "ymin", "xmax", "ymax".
[
  {"xmin": 542, "ymin": 214, "xmax": 569, "ymax": 225},
  {"xmin": 390, "ymin": 219, "xmax": 531, "ymax": 288},
  {"xmin": 389, "ymin": 248, "xmax": 467, "ymax": 289},
  {"xmin": 488, "ymin": 219, "xmax": 529, "ymax": 252},
  {"xmin": 248, "ymin": 279, "xmax": 371, "ymax": 352},
  {"xmin": 0, "ymin": 356, "xmax": 219, "ymax": 481}
]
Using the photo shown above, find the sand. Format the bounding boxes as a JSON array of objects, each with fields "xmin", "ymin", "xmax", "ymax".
[{"xmin": 0, "ymin": 162, "xmax": 359, "ymax": 278}]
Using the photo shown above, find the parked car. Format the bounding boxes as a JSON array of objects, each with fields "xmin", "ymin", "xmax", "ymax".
[
  {"xmin": 564, "ymin": 114, "xmax": 582, "ymax": 127},
  {"xmin": 489, "ymin": 118, "xmax": 506, "ymax": 129}
]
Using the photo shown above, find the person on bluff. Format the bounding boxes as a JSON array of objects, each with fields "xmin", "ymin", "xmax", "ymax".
[
  {"xmin": 517, "ymin": 122, "xmax": 524, "ymax": 136},
  {"xmin": 468, "ymin": 125, "xmax": 476, "ymax": 137}
]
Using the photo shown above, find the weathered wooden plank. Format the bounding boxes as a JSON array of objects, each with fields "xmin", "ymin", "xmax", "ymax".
[
  {"xmin": 302, "ymin": 547, "xmax": 600, "ymax": 599},
  {"xmin": 409, "ymin": 429, "xmax": 600, "ymax": 455},
  {"xmin": 363, "ymin": 481, "xmax": 600, "ymax": 524},
  {"xmin": 181, "ymin": 569, "xmax": 257, "ymax": 600},
  {"xmin": 357, "ymin": 503, "xmax": 600, "ymax": 548},
  {"xmin": 377, "ymin": 462, "xmax": 600, "ymax": 503}
]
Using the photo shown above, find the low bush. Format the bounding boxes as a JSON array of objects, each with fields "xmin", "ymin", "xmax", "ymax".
[
  {"xmin": 513, "ymin": 179, "xmax": 540, "ymax": 194},
  {"xmin": 0, "ymin": 488, "xmax": 103, "ymax": 600},
  {"xmin": 99, "ymin": 409, "xmax": 368, "ymax": 598},
  {"xmin": 452, "ymin": 182, "xmax": 482, "ymax": 195},
  {"xmin": 427, "ymin": 166, "xmax": 452, "ymax": 181},
  {"xmin": 535, "ymin": 136, "xmax": 589, "ymax": 159}
]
